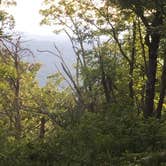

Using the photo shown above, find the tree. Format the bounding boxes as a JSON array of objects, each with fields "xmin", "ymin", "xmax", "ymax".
[
  {"xmin": 0, "ymin": 37, "xmax": 42, "ymax": 138},
  {"xmin": 40, "ymin": 0, "xmax": 146, "ymax": 111},
  {"xmin": 108, "ymin": 0, "xmax": 166, "ymax": 117}
]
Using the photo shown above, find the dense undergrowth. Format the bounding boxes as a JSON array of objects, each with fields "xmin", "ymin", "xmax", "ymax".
[{"xmin": 1, "ymin": 106, "xmax": 166, "ymax": 166}]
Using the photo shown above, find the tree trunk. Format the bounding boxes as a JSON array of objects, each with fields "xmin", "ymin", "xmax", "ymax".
[
  {"xmin": 14, "ymin": 54, "xmax": 21, "ymax": 139},
  {"xmin": 129, "ymin": 21, "xmax": 136, "ymax": 100},
  {"xmin": 143, "ymin": 10, "xmax": 163, "ymax": 117},
  {"xmin": 99, "ymin": 54, "xmax": 111, "ymax": 103},
  {"xmin": 14, "ymin": 79, "xmax": 21, "ymax": 139},
  {"xmin": 144, "ymin": 33, "xmax": 160, "ymax": 117},
  {"xmin": 156, "ymin": 53, "xmax": 166, "ymax": 118},
  {"xmin": 39, "ymin": 117, "xmax": 46, "ymax": 138}
]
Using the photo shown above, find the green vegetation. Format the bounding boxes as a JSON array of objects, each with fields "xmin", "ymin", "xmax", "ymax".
[{"xmin": 0, "ymin": 0, "xmax": 166, "ymax": 165}]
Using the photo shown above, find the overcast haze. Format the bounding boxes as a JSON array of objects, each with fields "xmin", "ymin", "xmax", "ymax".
[
  {"xmin": 21, "ymin": 33, "xmax": 75, "ymax": 86},
  {"xmin": 4, "ymin": 0, "xmax": 74, "ymax": 85}
]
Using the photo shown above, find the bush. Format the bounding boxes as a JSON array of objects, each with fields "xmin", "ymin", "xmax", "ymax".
[{"xmin": 1, "ymin": 108, "xmax": 166, "ymax": 165}]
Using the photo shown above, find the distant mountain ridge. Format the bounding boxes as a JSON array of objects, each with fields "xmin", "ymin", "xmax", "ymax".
[{"xmin": 20, "ymin": 32, "xmax": 75, "ymax": 86}]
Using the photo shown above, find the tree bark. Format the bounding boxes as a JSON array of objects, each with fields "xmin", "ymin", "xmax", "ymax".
[
  {"xmin": 156, "ymin": 52, "xmax": 166, "ymax": 118},
  {"xmin": 129, "ymin": 21, "xmax": 136, "ymax": 100},
  {"xmin": 14, "ymin": 65, "xmax": 21, "ymax": 139},
  {"xmin": 144, "ymin": 33, "xmax": 160, "ymax": 117},
  {"xmin": 143, "ymin": 11, "xmax": 163, "ymax": 117},
  {"xmin": 99, "ymin": 54, "xmax": 111, "ymax": 103},
  {"xmin": 39, "ymin": 117, "xmax": 46, "ymax": 138}
]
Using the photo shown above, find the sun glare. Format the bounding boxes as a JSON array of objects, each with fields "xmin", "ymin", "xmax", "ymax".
[{"xmin": 3, "ymin": 0, "xmax": 54, "ymax": 36}]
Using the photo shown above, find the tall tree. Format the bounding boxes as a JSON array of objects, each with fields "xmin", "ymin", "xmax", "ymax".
[{"xmin": 108, "ymin": 0, "xmax": 166, "ymax": 117}]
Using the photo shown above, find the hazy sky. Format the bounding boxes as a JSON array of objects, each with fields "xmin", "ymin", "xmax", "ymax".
[
  {"xmin": 6, "ymin": 0, "xmax": 54, "ymax": 36},
  {"xmin": 2, "ymin": 0, "xmax": 74, "ymax": 86}
]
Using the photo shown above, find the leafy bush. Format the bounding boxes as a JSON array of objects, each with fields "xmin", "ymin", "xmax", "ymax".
[{"xmin": 1, "ymin": 107, "xmax": 166, "ymax": 165}]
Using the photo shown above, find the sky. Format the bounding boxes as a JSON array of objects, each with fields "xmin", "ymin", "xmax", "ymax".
[
  {"xmin": 1, "ymin": 0, "xmax": 75, "ymax": 86},
  {"xmin": 5, "ymin": 0, "xmax": 54, "ymax": 36}
]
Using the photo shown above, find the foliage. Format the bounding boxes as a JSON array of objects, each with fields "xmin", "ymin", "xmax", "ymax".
[
  {"xmin": 1, "ymin": 108, "xmax": 166, "ymax": 165},
  {"xmin": 0, "ymin": 0, "xmax": 166, "ymax": 165}
]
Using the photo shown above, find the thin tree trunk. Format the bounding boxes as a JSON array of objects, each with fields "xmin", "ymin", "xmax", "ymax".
[
  {"xmin": 14, "ymin": 80, "xmax": 21, "ymax": 138},
  {"xmin": 99, "ymin": 54, "xmax": 111, "ymax": 103},
  {"xmin": 138, "ymin": 18, "xmax": 147, "ymax": 74},
  {"xmin": 156, "ymin": 53, "xmax": 166, "ymax": 118},
  {"xmin": 129, "ymin": 21, "xmax": 136, "ymax": 100},
  {"xmin": 14, "ymin": 54, "xmax": 21, "ymax": 139},
  {"xmin": 144, "ymin": 33, "xmax": 160, "ymax": 117},
  {"xmin": 39, "ymin": 117, "xmax": 46, "ymax": 138}
]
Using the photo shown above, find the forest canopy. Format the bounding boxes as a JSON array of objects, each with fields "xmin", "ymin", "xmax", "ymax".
[{"xmin": 0, "ymin": 0, "xmax": 166, "ymax": 165}]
